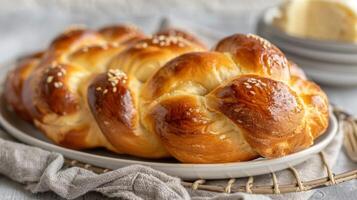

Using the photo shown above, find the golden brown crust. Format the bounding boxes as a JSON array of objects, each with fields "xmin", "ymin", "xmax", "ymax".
[
  {"xmin": 88, "ymin": 70, "xmax": 168, "ymax": 157},
  {"xmin": 142, "ymin": 47, "xmax": 328, "ymax": 162},
  {"xmin": 208, "ymin": 75, "xmax": 306, "ymax": 158},
  {"xmin": 38, "ymin": 63, "xmax": 80, "ymax": 115},
  {"xmin": 97, "ymin": 35, "xmax": 206, "ymax": 157},
  {"xmin": 17, "ymin": 25, "xmax": 147, "ymax": 151},
  {"xmin": 146, "ymin": 95, "xmax": 259, "ymax": 163},
  {"xmin": 214, "ymin": 34, "xmax": 291, "ymax": 83},
  {"xmin": 107, "ymin": 34, "xmax": 205, "ymax": 82},
  {"xmin": 4, "ymin": 52, "xmax": 42, "ymax": 121},
  {"xmin": 289, "ymin": 61, "xmax": 307, "ymax": 80},
  {"xmin": 46, "ymin": 29, "xmax": 105, "ymax": 60},
  {"xmin": 142, "ymin": 52, "xmax": 238, "ymax": 101},
  {"xmin": 210, "ymin": 75, "xmax": 304, "ymax": 136},
  {"xmin": 155, "ymin": 28, "xmax": 207, "ymax": 49},
  {"xmin": 290, "ymin": 76, "xmax": 329, "ymax": 139},
  {"xmin": 5, "ymin": 25, "xmax": 329, "ymax": 163},
  {"xmin": 99, "ymin": 24, "xmax": 146, "ymax": 44}
]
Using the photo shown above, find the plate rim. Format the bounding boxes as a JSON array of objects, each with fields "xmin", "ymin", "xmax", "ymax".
[{"xmin": 0, "ymin": 97, "xmax": 338, "ymax": 169}]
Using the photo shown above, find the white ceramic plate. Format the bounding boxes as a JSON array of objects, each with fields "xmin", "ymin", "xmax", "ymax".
[
  {"xmin": 257, "ymin": 7, "xmax": 357, "ymax": 53},
  {"xmin": 0, "ymin": 93, "xmax": 338, "ymax": 179}
]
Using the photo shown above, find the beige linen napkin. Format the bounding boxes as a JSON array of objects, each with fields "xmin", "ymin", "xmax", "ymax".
[{"xmin": 0, "ymin": 129, "xmax": 269, "ymax": 200}]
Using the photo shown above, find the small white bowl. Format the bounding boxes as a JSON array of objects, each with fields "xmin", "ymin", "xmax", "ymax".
[{"xmin": 258, "ymin": 7, "xmax": 357, "ymax": 53}]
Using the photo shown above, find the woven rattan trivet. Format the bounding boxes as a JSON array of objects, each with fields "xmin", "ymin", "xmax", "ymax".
[{"xmin": 63, "ymin": 107, "xmax": 357, "ymax": 194}]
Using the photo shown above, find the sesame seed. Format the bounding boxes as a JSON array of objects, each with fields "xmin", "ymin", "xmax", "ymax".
[
  {"xmin": 54, "ymin": 82, "xmax": 63, "ymax": 88},
  {"xmin": 135, "ymin": 42, "xmax": 148, "ymax": 49},
  {"xmin": 103, "ymin": 89, "xmax": 108, "ymax": 94},
  {"xmin": 234, "ymin": 108, "xmax": 241, "ymax": 112},
  {"xmin": 152, "ymin": 38, "xmax": 159, "ymax": 44},
  {"xmin": 158, "ymin": 35, "xmax": 165, "ymax": 40},
  {"xmin": 47, "ymin": 76, "xmax": 54, "ymax": 83},
  {"xmin": 247, "ymin": 34, "xmax": 271, "ymax": 48},
  {"xmin": 249, "ymin": 91, "xmax": 256, "ymax": 95},
  {"xmin": 57, "ymin": 72, "xmax": 63, "ymax": 76},
  {"xmin": 96, "ymin": 87, "xmax": 102, "ymax": 91},
  {"xmin": 219, "ymin": 135, "xmax": 226, "ymax": 140},
  {"xmin": 112, "ymin": 87, "xmax": 117, "ymax": 93}
]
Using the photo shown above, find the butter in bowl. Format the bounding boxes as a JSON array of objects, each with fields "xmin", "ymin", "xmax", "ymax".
[{"xmin": 257, "ymin": 0, "xmax": 357, "ymax": 86}]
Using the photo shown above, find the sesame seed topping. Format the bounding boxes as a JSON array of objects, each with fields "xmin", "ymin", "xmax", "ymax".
[
  {"xmin": 47, "ymin": 76, "xmax": 54, "ymax": 83},
  {"xmin": 219, "ymin": 135, "xmax": 226, "ymax": 140},
  {"xmin": 57, "ymin": 72, "xmax": 63, "ymax": 76},
  {"xmin": 96, "ymin": 87, "xmax": 102, "ymax": 91},
  {"xmin": 54, "ymin": 82, "xmax": 63, "ymax": 88},
  {"xmin": 151, "ymin": 35, "xmax": 187, "ymax": 47},
  {"xmin": 247, "ymin": 34, "xmax": 271, "ymax": 48},
  {"xmin": 105, "ymin": 69, "xmax": 127, "ymax": 93},
  {"xmin": 249, "ymin": 91, "xmax": 256, "ymax": 95},
  {"xmin": 103, "ymin": 89, "xmax": 108, "ymax": 94},
  {"xmin": 234, "ymin": 108, "xmax": 241, "ymax": 112},
  {"xmin": 135, "ymin": 42, "xmax": 148, "ymax": 49},
  {"xmin": 152, "ymin": 38, "xmax": 159, "ymax": 44}
]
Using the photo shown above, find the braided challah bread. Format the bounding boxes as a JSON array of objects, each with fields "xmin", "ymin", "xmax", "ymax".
[{"xmin": 4, "ymin": 24, "xmax": 329, "ymax": 163}]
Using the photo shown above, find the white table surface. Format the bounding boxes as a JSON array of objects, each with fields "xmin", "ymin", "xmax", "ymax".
[{"xmin": 0, "ymin": 0, "xmax": 356, "ymax": 199}]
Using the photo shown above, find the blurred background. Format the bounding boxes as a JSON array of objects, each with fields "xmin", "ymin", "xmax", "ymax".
[{"xmin": 0, "ymin": 0, "xmax": 281, "ymax": 61}]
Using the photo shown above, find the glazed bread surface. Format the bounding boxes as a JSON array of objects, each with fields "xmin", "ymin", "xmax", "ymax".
[{"xmin": 4, "ymin": 24, "xmax": 329, "ymax": 163}]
